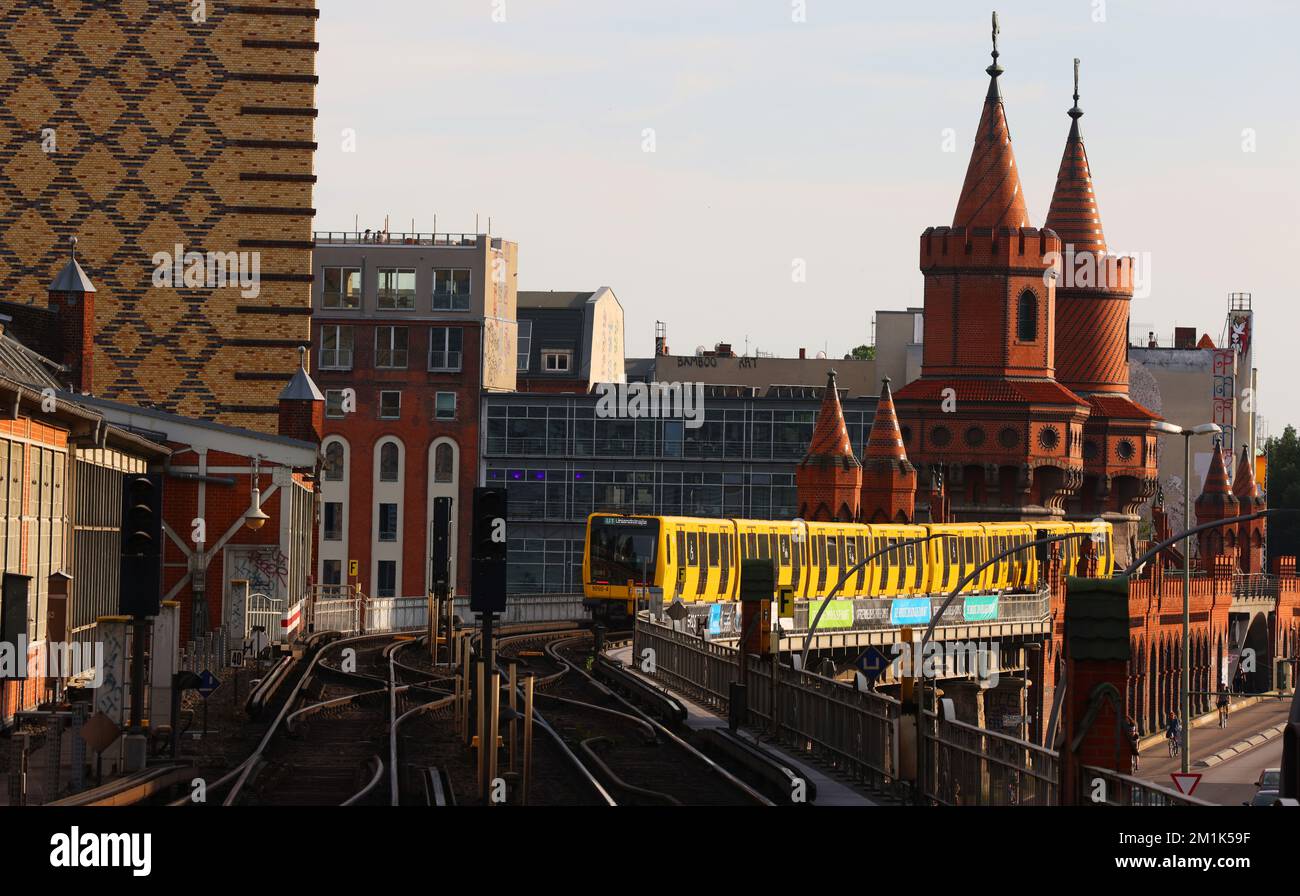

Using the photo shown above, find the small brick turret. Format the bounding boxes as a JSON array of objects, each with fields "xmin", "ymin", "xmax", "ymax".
[
  {"xmin": 1232, "ymin": 444, "xmax": 1266, "ymax": 573},
  {"xmin": 860, "ymin": 377, "xmax": 916, "ymax": 523},
  {"xmin": 278, "ymin": 346, "xmax": 325, "ymax": 445},
  {"xmin": 795, "ymin": 370, "xmax": 861, "ymax": 522},
  {"xmin": 47, "ymin": 236, "xmax": 97, "ymax": 393},
  {"xmin": 1194, "ymin": 439, "xmax": 1240, "ymax": 572}
]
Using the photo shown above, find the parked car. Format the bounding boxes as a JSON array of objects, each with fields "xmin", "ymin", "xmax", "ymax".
[{"xmin": 1256, "ymin": 768, "xmax": 1281, "ymax": 790}]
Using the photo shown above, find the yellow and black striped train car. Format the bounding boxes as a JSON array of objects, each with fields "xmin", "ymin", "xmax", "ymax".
[{"xmin": 581, "ymin": 513, "xmax": 1112, "ymax": 618}]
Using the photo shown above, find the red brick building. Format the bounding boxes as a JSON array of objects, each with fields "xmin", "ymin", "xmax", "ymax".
[{"xmin": 310, "ymin": 233, "xmax": 518, "ymax": 601}]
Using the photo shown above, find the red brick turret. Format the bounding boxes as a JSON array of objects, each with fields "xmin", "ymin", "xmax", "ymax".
[
  {"xmin": 1232, "ymin": 444, "xmax": 1266, "ymax": 573},
  {"xmin": 861, "ymin": 378, "xmax": 917, "ymax": 523},
  {"xmin": 47, "ymin": 236, "xmax": 97, "ymax": 393},
  {"xmin": 1046, "ymin": 62, "xmax": 1159, "ymax": 568},
  {"xmin": 1194, "ymin": 440, "xmax": 1240, "ymax": 572},
  {"xmin": 795, "ymin": 370, "xmax": 861, "ymax": 522},
  {"xmin": 895, "ymin": 21, "xmax": 1085, "ymax": 526}
]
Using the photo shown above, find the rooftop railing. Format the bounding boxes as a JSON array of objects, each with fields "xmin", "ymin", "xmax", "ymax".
[{"xmin": 313, "ymin": 231, "xmax": 480, "ymax": 247}]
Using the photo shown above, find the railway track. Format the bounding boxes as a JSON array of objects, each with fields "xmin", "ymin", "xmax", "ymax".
[{"xmin": 496, "ymin": 629, "xmax": 772, "ymax": 806}]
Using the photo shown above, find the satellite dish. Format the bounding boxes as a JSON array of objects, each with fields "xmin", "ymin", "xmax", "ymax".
[
  {"xmin": 815, "ymin": 351, "xmax": 827, "ymax": 359},
  {"xmin": 695, "ymin": 345, "xmax": 706, "ymax": 356}
]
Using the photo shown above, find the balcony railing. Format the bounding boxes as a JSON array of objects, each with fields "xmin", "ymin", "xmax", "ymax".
[
  {"xmin": 1233, "ymin": 573, "xmax": 1280, "ymax": 601},
  {"xmin": 314, "ymin": 231, "xmax": 480, "ymax": 247}
]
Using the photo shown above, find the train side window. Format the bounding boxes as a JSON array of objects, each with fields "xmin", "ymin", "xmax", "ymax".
[
  {"xmin": 779, "ymin": 535, "xmax": 791, "ymax": 564},
  {"xmin": 826, "ymin": 536, "xmax": 838, "ymax": 566},
  {"xmin": 845, "ymin": 537, "xmax": 857, "ymax": 566},
  {"xmin": 708, "ymin": 532, "xmax": 720, "ymax": 567},
  {"xmin": 747, "ymin": 532, "xmax": 757, "ymax": 558},
  {"xmin": 758, "ymin": 534, "xmax": 770, "ymax": 561},
  {"xmin": 881, "ymin": 538, "xmax": 892, "ymax": 575},
  {"xmin": 686, "ymin": 532, "xmax": 698, "ymax": 566},
  {"xmin": 676, "ymin": 532, "xmax": 686, "ymax": 568}
]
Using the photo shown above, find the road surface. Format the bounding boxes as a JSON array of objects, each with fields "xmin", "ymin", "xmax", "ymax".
[{"xmin": 1136, "ymin": 699, "xmax": 1289, "ymax": 805}]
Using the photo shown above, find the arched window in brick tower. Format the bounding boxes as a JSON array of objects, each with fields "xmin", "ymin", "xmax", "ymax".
[
  {"xmin": 434, "ymin": 442, "xmax": 454, "ymax": 483},
  {"xmin": 1017, "ymin": 290, "xmax": 1038, "ymax": 342},
  {"xmin": 380, "ymin": 442, "xmax": 400, "ymax": 482}
]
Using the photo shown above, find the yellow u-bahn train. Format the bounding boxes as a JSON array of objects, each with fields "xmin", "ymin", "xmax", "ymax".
[{"xmin": 582, "ymin": 513, "xmax": 1112, "ymax": 619}]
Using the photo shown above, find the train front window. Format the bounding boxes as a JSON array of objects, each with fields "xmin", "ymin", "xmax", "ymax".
[{"xmin": 589, "ymin": 517, "xmax": 660, "ymax": 584}]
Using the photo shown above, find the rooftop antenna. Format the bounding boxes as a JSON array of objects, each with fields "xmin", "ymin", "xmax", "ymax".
[{"xmin": 476, "ymin": 213, "xmax": 480, "ymax": 233}]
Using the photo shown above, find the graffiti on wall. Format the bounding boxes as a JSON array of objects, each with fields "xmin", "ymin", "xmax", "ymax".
[{"xmin": 227, "ymin": 546, "xmax": 289, "ymax": 600}]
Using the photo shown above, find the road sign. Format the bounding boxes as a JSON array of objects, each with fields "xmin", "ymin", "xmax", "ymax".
[
  {"xmin": 856, "ymin": 646, "xmax": 892, "ymax": 684},
  {"xmin": 1170, "ymin": 773, "xmax": 1202, "ymax": 796},
  {"xmin": 1003, "ymin": 714, "xmax": 1024, "ymax": 726},
  {"xmin": 665, "ymin": 600, "xmax": 688, "ymax": 621},
  {"xmin": 79, "ymin": 711, "xmax": 121, "ymax": 754},
  {"xmin": 197, "ymin": 670, "xmax": 221, "ymax": 699},
  {"xmin": 349, "ymin": 559, "xmax": 358, "ymax": 577},
  {"xmin": 777, "ymin": 588, "xmax": 794, "ymax": 618}
]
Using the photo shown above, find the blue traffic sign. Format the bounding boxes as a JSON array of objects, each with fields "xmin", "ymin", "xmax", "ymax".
[
  {"xmin": 197, "ymin": 670, "xmax": 221, "ymax": 699},
  {"xmin": 855, "ymin": 646, "xmax": 892, "ymax": 684}
]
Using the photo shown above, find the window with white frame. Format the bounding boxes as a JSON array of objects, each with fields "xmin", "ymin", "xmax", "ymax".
[
  {"xmin": 375, "ymin": 326, "xmax": 409, "ymax": 368},
  {"xmin": 517, "ymin": 320, "xmax": 532, "ymax": 371},
  {"xmin": 379, "ymin": 442, "xmax": 400, "ymax": 481},
  {"xmin": 326, "ymin": 390, "xmax": 348, "ymax": 418},
  {"xmin": 380, "ymin": 391, "xmax": 401, "ymax": 419},
  {"xmin": 319, "ymin": 325, "xmax": 354, "ymax": 369},
  {"xmin": 435, "ymin": 392, "xmax": 456, "ymax": 421},
  {"xmin": 323, "ymin": 502, "xmax": 343, "ymax": 540},
  {"xmin": 322, "ymin": 559, "xmax": 342, "ymax": 585},
  {"xmin": 377, "ymin": 268, "xmax": 416, "ymax": 310},
  {"xmin": 432, "ymin": 268, "xmax": 471, "ymax": 310},
  {"xmin": 323, "ymin": 442, "xmax": 345, "ymax": 479},
  {"xmin": 542, "ymin": 350, "xmax": 572, "ymax": 372},
  {"xmin": 429, "ymin": 326, "xmax": 463, "ymax": 371},
  {"xmin": 378, "ymin": 503, "xmax": 398, "ymax": 542},
  {"xmin": 322, "ymin": 267, "xmax": 361, "ymax": 309},
  {"xmin": 377, "ymin": 560, "xmax": 397, "ymax": 597}
]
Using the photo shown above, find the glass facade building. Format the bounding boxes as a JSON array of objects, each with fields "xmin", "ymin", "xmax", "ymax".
[{"xmin": 482, "ymin": 388, "xmax": 879, "ymax": 593}]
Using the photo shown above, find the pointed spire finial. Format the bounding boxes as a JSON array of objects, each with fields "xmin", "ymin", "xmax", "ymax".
[
  {"xmin": 70, "ymin": 235, "xmax": 77, "ymax": 260},
  {"xmin": 1069, "ymin": 57, "xmax": 1083, "ymax": 121},
  {"xmin": 298, "ymin": 344, "xmax": 307, "ymax": 369},
  {"xmin": 986, "ymin": 11, "xmax": 1003, "ymax": 80}
]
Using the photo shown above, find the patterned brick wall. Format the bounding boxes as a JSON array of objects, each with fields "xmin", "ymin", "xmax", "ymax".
[{"xmin": 0, "ymin": 0, "xmax": 318, "ymax": 431}]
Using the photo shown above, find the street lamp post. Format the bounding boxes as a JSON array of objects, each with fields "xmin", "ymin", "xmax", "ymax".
[{"xmin": 1152, "ymin": 420, "xmax": 1221, "ymax": 775}]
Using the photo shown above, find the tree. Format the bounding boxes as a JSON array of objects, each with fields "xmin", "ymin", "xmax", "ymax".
[
  {"xmin": 848, "ymin": 344, "xmax": 875, "ymax": 360},
  {"xmin": 1265, "ymin": 424, "xmax": 1300, "ymax": 565}
]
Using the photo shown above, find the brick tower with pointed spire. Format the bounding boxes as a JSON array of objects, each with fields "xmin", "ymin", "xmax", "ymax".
[
  {"xmin": 861, "ymin": 378, "xmax": 917, "ymax": 522},
  {"xmin": 795, "ymin": 370, "xmax": 862, "ymax": 522},
  {"xmin": 1194, "ymin": 439, "xmax": 1240, "ymax": 572},
  {"xmin": 896, "ymin": 14, "xmax": 1088, "ymax": 525},
  {"xmin": 1047, "ymin": 60, "xmax": 1160, "ymax": 566},
  {"xmin": 1232, "ymin": 444, "xmax": 1266, "ymax": 573}
]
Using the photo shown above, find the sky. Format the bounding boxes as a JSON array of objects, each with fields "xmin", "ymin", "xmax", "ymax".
[{"xmin": 313, "ymin": 0, "xmax": 1300, "ymax": 432}]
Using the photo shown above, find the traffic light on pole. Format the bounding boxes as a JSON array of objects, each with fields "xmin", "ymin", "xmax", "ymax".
[{"xmin": 118, "ymin": 472, "xmax": 163, "ymax": 617}]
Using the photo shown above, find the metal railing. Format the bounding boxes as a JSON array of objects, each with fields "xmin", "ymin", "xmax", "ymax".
[
  {"xmin": 1232, "ymin": 573, "xmax": 1279, "ymax": 601},
  {"xmin": 299, "ymin": 588, "xmax": 589, "ymax": 638},
  {"xmin": 313, "ymin": 231, "xmax": 479, "ymax": 247},
  {"xmin": 1080, "ymin": 766, "xmax": 1215, "ymax": 806},
  {"xmin": 918, "ymin": 709, "xmax": 1058, "ymax": 806},
  {"xmin": 633, "ymin": 614, "xmax": 900, "ymax": 793}
]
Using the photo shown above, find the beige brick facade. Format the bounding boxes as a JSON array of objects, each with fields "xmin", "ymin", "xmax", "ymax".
[{"xmin": 0, "ymin": 0, "xmax": 318, "ymax": 432}]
